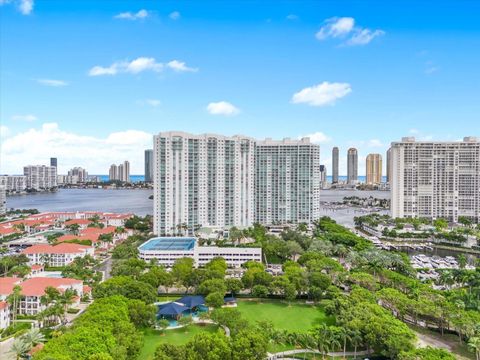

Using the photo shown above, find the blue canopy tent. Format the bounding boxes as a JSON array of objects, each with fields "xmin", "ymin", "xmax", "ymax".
[
  {"xmin": 158, "ymin": 302, "xmax": 188, "ymax": 319},
  {"xmin": 175, "ymin": 295, "xmax": 205, "ymax": 309}
]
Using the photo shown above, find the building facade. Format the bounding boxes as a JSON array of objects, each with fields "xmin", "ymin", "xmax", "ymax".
[
  {"xmin": 109, "ymin": 161, "xmax": 130, "ymax": 182},
  {"xmin": 386, "ymin": 148, "xmax": 392, "ymax": 184},
  {"xmin": 153, "ymin": 132, "xmax": 255, "ymax": 235},
  {"xmin": 366, "ymin": 153, "xmax": 383, "ymax": 185},
  {"xmin": 0, "ymin": 175, "xmax": 27, "ymax": 193},
  {"xmin": 332, "ymin": 147, "xmax": 339, "ymax": 184},
  {"xmin": 391, "ymin": 137, "xmax": 480, "ymax": 223},
  {"xmin": 255, "ymin": 137, "xmax": 320, "ymax": 225},
  {"xmin": 347, "ymin": 148, "xmax": 358, "ymax": 184},
  {"xmin": 22, "ymin": 243, "xmax": 95, "ymax": 267},
  {"xmin": 67, "ymin": 167, "xmax": 88, "ymax": 182},
  {"xmin": 23, "ymin": 165, "xmax": 57, "ymax": 190},
  {"xmin": 320, "ymin": 165, "xmax": 327, "ymax": 189},
  {"xmin": 138, "ymin": 237, "xmax": 262, "ymax": 268},
  {"xmin": 0, "ymin": 185, "xmax": 5, "ymax": 215},
  {"xmin": 145, "ymin": 149, "xmax": 154, "ymax": 183},
  {"xmin": 50, "ymin": 158, "xmax": 57, "ymax": 168}
]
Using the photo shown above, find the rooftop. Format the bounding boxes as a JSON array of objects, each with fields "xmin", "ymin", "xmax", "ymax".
[{"xmin": 139, "ymin": 237, "xmax": 196, "ymax": 251}]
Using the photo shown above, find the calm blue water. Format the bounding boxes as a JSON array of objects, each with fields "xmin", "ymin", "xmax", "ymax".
[{"xmin": 93, "ymin": 175, "xmax": 387, "ymax": 183}]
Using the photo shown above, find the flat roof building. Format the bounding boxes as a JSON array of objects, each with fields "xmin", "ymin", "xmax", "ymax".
[{"xmin": 138, "ymin": 237, "xmax": 262, "ymax": 268}]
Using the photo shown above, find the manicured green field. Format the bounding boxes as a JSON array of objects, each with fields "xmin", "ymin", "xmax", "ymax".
[
  {"xmin": 138, "ymin": 324, "xmax": 219, "ymax": 360},
  {"xmin": 236, "ymin": 299, "xmax": 335, "ymax": 332}
]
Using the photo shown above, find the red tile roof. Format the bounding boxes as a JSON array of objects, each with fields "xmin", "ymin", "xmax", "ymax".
[
  {"xmin": 0, "ymin": 301, "xmax": 8, "ymax": 310},
  {"xmin": 22, "ymin": 243, "xmax": 92, "ymax": 255},
  {"xmin": 64, "ymin": 219, "xmax": 92, "ymax": 226},
  {"xmin": 0, "ymin": 277, "xmax": 23, "ymax": 295},
  {"xmin": 19, "ymin": 277, "xmax": 82, "ymax": 297}
]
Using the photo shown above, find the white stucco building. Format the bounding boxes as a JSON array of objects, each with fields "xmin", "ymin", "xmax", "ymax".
[
  {"xmin": 23, "ymin": 165, "xmax": 57, "ymax": 190},
  {"xmin": 391, "ymin": 136, "xmax": 480, "ymax": 223}
]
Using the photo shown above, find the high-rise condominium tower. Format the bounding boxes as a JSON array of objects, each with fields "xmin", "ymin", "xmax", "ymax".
[
  {"xmin": 347, "ymin": 148, "xmax": 358, "ymax": 184},
  {"xmin": 153, "ymin": 132, "xmax": 255, "ymax": 235},
  {"xmin": 366, "ymin": 154, "xmax": 382, "ymax": 185},
  {"xmin": 332, "ymin": 147, "xmax": 339, "ymax": 184},
  {"xmin": 144, "ymin": 149, "xmax": 154, "ymax": 183},
  {"xmin": 50, "ymin": 158, "xmax": 57, "ymax": 168},
  {"xmin": 24, "ymin": 165, "xmax": 57, "ymax": 190},
  {"xmin": 391, "ymin": 137, "xmax": 480, "ymax": 222},
  {"xmin": 109, "ymin": 161, "xmax": 130, "ymax": 182},
  {"xmin": 386, "ymin": 147, "xmax": 392, "ymax": 184},
  {"xmin": 255, "ymin": 137, "xmax": 320, "ymax": 225}
]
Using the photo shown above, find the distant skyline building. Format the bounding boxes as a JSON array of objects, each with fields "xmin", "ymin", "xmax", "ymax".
[
  {"xmin": 320, "ymin": 165, "xmax": 327, "ymax": 189},
  {"xmin": 347, "ymin": 148, "xmax": 358, "ymax": 184},
  {"xmin": 366, "ymin": 153, "xmax": 382, "ymax": 185},
  {"xmin": 153, "ymin": 131, "xmax": 255, "ymax": 235},
  {"xmin": 108, "ymin": 161, "xmax": 130, "ymax": 182},
  {"xmin": 386, "ymin": 148, "xmax": 392, "ymax": 184},
  {"xmin": 391, "ymin": 136, "xmax": 480, "ymax": 223},
  {"xmin": 0, "ymin": 185, "xmax": 6, "ymax": 215},
  {"xmin": 144, "ymin": 149, "xmax": 153, "ymax": 183},
  {"xmin": 50, "ymin": 158, "xmax": 57, "ymax": 168},
  {"xmin": 332, "ymin": 147, "xmax": 339, "ymax": 183},
  {"xmin": 23, "ymin": 165, "xmax": 57, "ymax": 190},
  {"xmin": 67, "ymin": 167, "xmax": 88, "ymax": 182},
  {"xmin": 255, "ymin": 137, "xmax": 320, "ymax": 225}
]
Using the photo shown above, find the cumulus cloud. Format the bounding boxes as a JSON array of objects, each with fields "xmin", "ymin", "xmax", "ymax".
[
  {"xmin": 11, "ymin": 114, "xmax": 37, "ymax": 122},
  {"xmin": 291, "ymin": 82, "xmax": 352, "ymax": 107},
  {"xmin": 114, "ymin": 9, "xmax": 149, "ymax": 20},
  {"xmin": 89, "ymin": 57, "xmax": 197, "ymax": 76},
  {"xmin": 36, "ymin": 79, "xmax": 68, "ymax": 87},
  {"xmin": 206, "ymin": 101, "xmax": 240, "ymax": 116},
  {"xmin": 301, "ymin": 132, "xmax": 331, "ymax": 144},
  {"xmin": 166, "ymin": 60, "xmax": 198, "ymax": 72},
  {"xmin": 169, "ymin": 11, "xmax": 180, "ymax": 20},
  {"xmin": 0, "ymin": 125, "xmax": 9, "ymax": 138},
  {"xmin": 315, "ymin": 17, "xmax": 384, "ymax": 46},
  {"xmin": 0, "ymin": 123, "xmax": 152, "ymax": 174},
  {"xmin": 0, "ymin": 0, "xmax": 33, "ymax": 14}
]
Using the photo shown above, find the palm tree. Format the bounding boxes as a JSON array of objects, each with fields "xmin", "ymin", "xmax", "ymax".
[
  {"xmin": 326, "ymin": 329, "xmax": 342, "ymax": 359},
  {"xmin": 469, "ymin": 337, "xmax": 480, "ymax": 360},
  {"xmin": 10, "ymin": 338, "xmax": 29, "ymax": 360},
  {"xmin": 310, "ymin": 324, "xmax": 332, "ymax": 360},
  {"xmin": 348, "ymin": 329, "xmax": 363, "ymax": 359},
  {"xmin": 22, "ymin": 328, "xmax": 46, "ymax": 348},
  {"xmin": 338, "ymin": 327, "xmax": 352, "ymax": 359},
  {"xmin": 59, "ymin": 288, "xmax": 76, "ymax": 323},
  {"xmin": 7, "ymin": 285, "xmax": 22, "ymax": 323}
]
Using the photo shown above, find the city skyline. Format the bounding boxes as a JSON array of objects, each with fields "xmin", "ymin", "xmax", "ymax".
[{"xmin": 1, "ymin": 1, "xmax": 480, "ymax": 175}]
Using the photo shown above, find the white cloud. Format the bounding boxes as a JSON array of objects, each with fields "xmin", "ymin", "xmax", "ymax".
[
  {"xmin": 166, "ymin": 60, "xmax": 198, "ymax": 73},
  {"xmin": 301, "ymin": 132, "xmax": 331, "ymax": 144},
  {"xmin": 169, "ymin": 11, "xmax": 180, "ymax": 20},
  {"xmin": 291, "ymin": 82, "xmax": 352, "ymax": 107},
  {"xmin": 367, "ymin": 139, "xmax": 383, "ymax": 147},
  {"xmin": 315, "ymin": 17, "xmax": 384, "ymax": 46},
  {"xmin": 286, "ymin": 14, "xmax": 299, "ymax": 21},
  {"xmin": 0, "ymin": 0, "xmax": 33, "ymax": 14},
  {"xmin": 316, "ymin": 17, "xmax": 355, "ymax": 40},
  {"xmin": 0, "ymin": 125, "xmax": 9, "ymax": 138},
  {"xmin": 114, "ymin": 9, "xmax": 149, "ymax": 20},
  {"xmin": 11, "ymin": 114, "xmax": 37, "ymax": 122},
  {"xmin": 346, "ymin": 29, "xmax": 385, "ymax": 46},
  {"xmin": 0, "ymin": 123, "xmax": 152, "ymax": 174},
  {"xmin": 89, "ymin": 57, "xmax": 197, "ymax": 76},
  {"xmin": 409, "ymin": 128, "xmax": 419, "ymax": 134},
  {"xmin": 138, "ymin": 99, "xmax": 161, "ymax": 107},
  {"xmin": 206, "ymin": 101, "xmax": 240, "ymax": 116},
  {"xmin": 425, "ymin": 62, "xmax": 440, "ymax": 74},
  {"xmin": 36, "ymin": 79, "xmax": 69, "ymax": 87}
]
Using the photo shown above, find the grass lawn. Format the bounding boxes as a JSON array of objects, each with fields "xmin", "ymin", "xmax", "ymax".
[
  {"xmin": 138, "ymin": 324, "xmax": 219, "ymax": 360},
  {"xmin": 237, "ymin": 299, "xmax": 335, "ymax": 332}
]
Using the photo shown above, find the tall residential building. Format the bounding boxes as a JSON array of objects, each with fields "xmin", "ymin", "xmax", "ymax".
[
  {"xmin": 366, "ymin": 154, "xmax": 383, "ymax": 185},
  {"xmin": 23, "ymin": 165, "xmax": 57, "ymax": 190},
  {"xmin": 108, "ymin": 161, "xmax": 130, "ymax": 182},
  {"xmin": 144, "ymin": 149, "xmax": 154, "ymax": 183},
  {"xmin": 0, "ymin": 176, "xmax": 27, "ymax": 192},
  {"xmin": 50, "ymin": 158, "xmax": 57, "ymax": 168},
  {"xmin": 67, "ymin": 167, "xmax": 88, "ymax": 182},
  {"xmin": 391, "ymin": 136, "xmax": 480, "ymax": 223},
  {"xmin": 386, "ymin": 147, "xmax": 392, "ymax": 184},
  {"xmin": 0, "ymin": 185, "xmax": 6, "ymax": 215},
  {"xmin": 320, "ymin": 165, "xmax": 327, "ymax": 189},
  {"xmin": 109, "ymin": 164, "xmax": 118, "ymax": 181},
  {"xmin": 153, "ymin": 132, "xmax": 255, "ymax": 235},
  {"xmin": 332, "ymin": 147, "xmax": 339, "ymax": 184},
  {"xmin": 347, "ymin": 148, "xmax": 358, "ymax": 184},
  {"xmin": 255, "ymin": 137, "xmax": 320, "ymax": 225}
]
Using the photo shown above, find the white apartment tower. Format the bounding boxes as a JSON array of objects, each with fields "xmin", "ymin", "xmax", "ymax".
[
  {"xmin": 153, "ymin": 132, "xmax": 255, "ymax": 235},
  {"xmin": 23, "ymin": 165, "xmax": 57, "ymax": 190},
  {"xmin": 391, "ymin": 137, "xmax": 480, "ymax": 223},
  {"xmin": 255, "ymin": 137, "xmax": 320, "ymax": 225}
]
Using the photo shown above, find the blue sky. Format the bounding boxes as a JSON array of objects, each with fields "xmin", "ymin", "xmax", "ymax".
[{"xmin": 1, "ymin": 0, "xmax": 479, "ymax": 175}]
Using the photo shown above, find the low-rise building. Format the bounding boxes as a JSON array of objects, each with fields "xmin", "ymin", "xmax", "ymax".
[
  {"xmin": 0, "ymin": 301, "xmax": 10, "ymax": 329},
  {"xmin": 22, "ymin": 243, "xmax": 95, "ymax": 267},
  {"xmin": 138, "ymin": 237, "xmax": 262, "ymax": 268}
]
